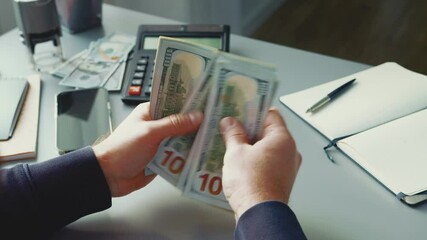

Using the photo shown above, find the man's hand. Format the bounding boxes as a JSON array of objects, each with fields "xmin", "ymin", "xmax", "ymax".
[
  {"xmin": 220, "ymin": 108, "xmax": 302, "ymax": 220},
  {"xmin": 92, "ymin": 103, "xmax": 203, "ymax": 197}
]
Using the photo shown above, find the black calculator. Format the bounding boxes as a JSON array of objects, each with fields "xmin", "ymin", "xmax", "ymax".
[{"xmin": 121, "ymin": 24, "xmax": 230, "ymax": 104}]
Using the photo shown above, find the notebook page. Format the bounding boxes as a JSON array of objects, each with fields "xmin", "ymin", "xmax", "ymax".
[
  {"xmin": 280, "ymin": 62, "xmax": 427, "ymax": 140},
  {"xmin": 337, "ymin": 109, "xmax": 427, "ymax": 196}
]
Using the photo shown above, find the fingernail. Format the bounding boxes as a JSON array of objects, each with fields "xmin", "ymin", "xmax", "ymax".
[
  {"xmin": 220, "ymin": 117, "xmax": 235, "ymax": 130},
  {"xmin": 188, "ymin": 111, "xmax": 203, "ymax": 124}
]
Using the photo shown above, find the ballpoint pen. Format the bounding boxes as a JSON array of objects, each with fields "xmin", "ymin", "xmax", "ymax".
[{"xmin": 306, "ymin": 78, "xmax": 356, "ymax": 113}]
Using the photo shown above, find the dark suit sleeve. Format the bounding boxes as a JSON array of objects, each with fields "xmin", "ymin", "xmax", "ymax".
[
  {"xmin": 0, "ymin": 147, "xmax": 112, "ymax": 239},
  {"xmin": 235, "ymin": 201, "xmax": 307, "ymax": 240}
]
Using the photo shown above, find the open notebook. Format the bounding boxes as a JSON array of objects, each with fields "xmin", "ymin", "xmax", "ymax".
[{"xmin": 280, "ymin": 62, "xmax": 427, "ymax": 205}]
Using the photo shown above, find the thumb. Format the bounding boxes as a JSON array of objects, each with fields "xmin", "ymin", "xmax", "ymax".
[
  {"xmin": 220, "ymin": 117, "xmax": 248, "ymax": 148},
  {"xmin": 262, "ymin": 108, "xmax": 288, "ymax": 138},
  {"xmin": 148, "ymin": 111, "xmax": 204, "ymax": 141}
]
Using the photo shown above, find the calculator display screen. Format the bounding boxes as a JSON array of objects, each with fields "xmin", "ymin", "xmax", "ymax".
[{"xmin": 143, "ymin": 36, "xmax": 222, "ymax": 50}]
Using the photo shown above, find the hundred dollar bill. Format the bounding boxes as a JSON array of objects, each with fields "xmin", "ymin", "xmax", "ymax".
[
  {"xmin": 147, "ymin": 61, "xmax": 215, "ymax": 186},
  {"xmin": 59, "ymin": 33, "xmax": 134, "ymax": 89},
  {"xmin": 51, "ymin": 50, "xmax": 88, "ymax": 78},
  {"xmin": 59, "ymin": 59, "xmax": 118, "ymax": 88},
  {"xmin": 104, "ymin": 60, "xmax": 126, "ymax": 91},
  {"xmin": 87, "ymin": 39, "xmax": 132, "ymax": 63},
  {"xmin": 147, "ymin": 36, "xmax": 217, "ymax": 184},
  {"xmin": 182, "ymin": 53, "xmax": 278, "ymax": 209},
  {"xmin": 102, "ymin": 33, "xmax": 136, "ymax": 91},
  {"xmin": 149, "ymin": 36, "xmax": 219, "ymax": 120}
]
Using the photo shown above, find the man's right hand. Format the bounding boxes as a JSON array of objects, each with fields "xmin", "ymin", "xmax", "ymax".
[{"xmin": 220, "ymin": 108, "xmax": 302, "ymax": 220}]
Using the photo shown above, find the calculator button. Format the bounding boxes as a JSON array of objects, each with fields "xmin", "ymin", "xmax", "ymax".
[
  {"xmin": 128, "ymin": 86, "xmax": 141, "ymax": 96},
  {"xmin": 131, "ymin": 79, "xmax": 143, "ymax": 85},
  {"xmin": 135, "ymin": 65, "xmax": 146, "ymax": 72},
  {"xmin": 134, "ymin": 72, "xmax": 144, "ymax": 79},
  {"xmin": 138, "ymin": 58, "xmax": 148, "ymax": 65}
]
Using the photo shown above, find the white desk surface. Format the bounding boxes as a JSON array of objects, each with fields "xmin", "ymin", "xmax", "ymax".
[{"xmin": 1, "ymin": 4, "xmax": 426, "ymax": 240}]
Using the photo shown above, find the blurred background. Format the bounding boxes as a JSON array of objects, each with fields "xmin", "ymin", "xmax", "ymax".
[{"xmin": 1, "ymin": 0, "xmax": 426, "ymax": 75}]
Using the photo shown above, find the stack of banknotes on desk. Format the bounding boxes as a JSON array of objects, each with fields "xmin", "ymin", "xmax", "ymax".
[
  {"xmin": 148, "ymin": 37, "xmax": 278, "ymax": 209},
  {"xmin": 51, "ymin": 33, "xmax": 135, "ymax": 91}
]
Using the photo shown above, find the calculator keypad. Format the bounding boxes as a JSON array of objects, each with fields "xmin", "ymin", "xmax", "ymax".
[
  {"xmin": 127, "ymin": 56, "xmax": 149, "ymax": 96},
  {"xmin": 122, "ymin": 54, "xmax": 156, "ymax": 103}
]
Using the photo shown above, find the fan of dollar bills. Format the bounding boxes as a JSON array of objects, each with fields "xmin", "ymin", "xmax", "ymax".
[
  {"xmin": 51, "ymin": 33, "xmax": 135, "ymax": 91},
  {"xmin": 147, "ymin": 37, "xmax": 278, "ymax": 209}
]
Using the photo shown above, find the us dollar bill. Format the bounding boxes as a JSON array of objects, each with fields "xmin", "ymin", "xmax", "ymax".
[
  {"xmin": 149, "ymin": 37, "xmax": 219, "ymax": 120},
  {"xmin": 51, "ymin": 50, "xmax": 88, "ymax": 78},
  {"xmin": 59, "ymin": 59, "xmax": 118, "ymax": 88},
  {"xmin": 148, "ymin": 61, "xmax": 215, "ymax": 187},
  {"xmin": 103, "ymin": 60, "xmax": 126, "ymax": 91},
  {"xmin": 101, "ymin": 33, "xmax": 136, "ymax": 91},
  {"xmin": 182, "ymin": 53, "xmax": 278, "ymax": 209},
  {"xmin": 58, "ymin": 33, "xmax": 134, "ymax": 89},
  {"xmin": 147, "ymin": 36, "xmax": 218, "ymax": 185},
  {"xmin": 147, "ymin": 37, "xmax": 278, "ymax": 209}
]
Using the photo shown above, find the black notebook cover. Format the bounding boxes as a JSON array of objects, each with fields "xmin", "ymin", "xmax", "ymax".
[{"xmin": 0, "ymin": 79, "xmax": 29, "ymax": 140}]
